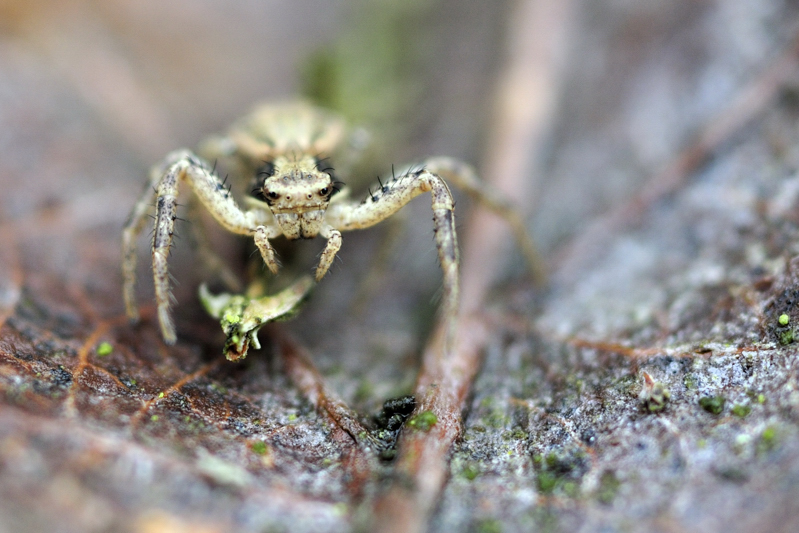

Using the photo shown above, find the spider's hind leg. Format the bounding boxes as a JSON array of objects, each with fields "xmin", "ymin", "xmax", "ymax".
[{"xmin": 122, "ymin": 173, "xmax": 159, "ymax": 325}]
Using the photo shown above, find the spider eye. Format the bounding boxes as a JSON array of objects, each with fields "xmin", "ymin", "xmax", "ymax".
[
  {"xmin": 319, "ymin": 187, "xmax": 329, "ymax": 196},
  {"xmin": 267, "ymin": 191, "xmax": 279, "ymax": 199}
]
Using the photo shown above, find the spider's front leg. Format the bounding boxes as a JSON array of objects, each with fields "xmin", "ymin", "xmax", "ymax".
[
  {"xmin": 423, "ymin": 157, "xmax": 546, "ymax": 285},
  {"xmin": 122, "ymin": 149, "xmax": 281, "ymax": 344},
  {"xmin": 316, "ymin": 225, "xmax": 343, "ymax": 282},
  {"xmin": 325, "ymin": 169, "xmax": 460, "ymax": 343}
]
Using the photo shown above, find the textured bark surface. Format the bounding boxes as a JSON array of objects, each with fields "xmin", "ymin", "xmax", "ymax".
[{"xmin": 1, "ymin": 1, "xmax": 799, "ymax": 532}]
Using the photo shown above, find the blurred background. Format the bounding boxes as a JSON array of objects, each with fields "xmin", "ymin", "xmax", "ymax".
[{"xmin": 2, "ymin": 0, "xmax": 799, "ymax": 532}]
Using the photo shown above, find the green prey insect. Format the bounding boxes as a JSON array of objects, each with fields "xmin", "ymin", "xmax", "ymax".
[{"xmin": 122, "ymin": 102, "xmax": 542, "ymax": 359}]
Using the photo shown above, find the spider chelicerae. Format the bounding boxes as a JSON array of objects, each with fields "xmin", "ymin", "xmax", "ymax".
[{"xmin": 122, "ymin": 101, "xmax": 540, "ymax": 358}]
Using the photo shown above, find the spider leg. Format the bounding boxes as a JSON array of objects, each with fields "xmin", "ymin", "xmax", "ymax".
[
  {"xmin": 123, "ymin": 149, "xmax": 281, "ymax": 344},
  {"xmin": 325, "ymin": 168, "xmax": 459, "ymax": 346},
  {"xmin": 423, "ymin": 156, "xmax": 546, "ymax": 285},
  {"xmin": 122, "ymin": 174, "xmax": 159, "ymax": 324},
  {"xmin": 316, "ymin": 225, "xmax": 342, "ymax": 281}
]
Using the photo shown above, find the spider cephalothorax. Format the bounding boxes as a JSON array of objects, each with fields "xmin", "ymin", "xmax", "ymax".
[
  {"xmin": 123, "ymin": 101, "xmax": 537, "ymax": 353},
  {"xmin": 257, "ymin": 154, "xmax": 336, "ymax": 239}
]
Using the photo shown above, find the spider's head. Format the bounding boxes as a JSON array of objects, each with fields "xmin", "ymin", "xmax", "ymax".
[{"xmin": 257, "ymin": 154, "xmax": 337, "ymax": 238}]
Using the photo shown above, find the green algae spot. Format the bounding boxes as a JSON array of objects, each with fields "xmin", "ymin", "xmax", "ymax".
[
  {"xmin": 779, "ymin": 313, "xmax": 790, "ymax": 326},
  {"xmin": 223, "ymin": 311, "xmax": 241, "ymax": 324},
  {"xmin": 640, "ymin": 372, "xmax": 670, "ymax": 412},
  {"xmin": 757, "ymin": 426, "xmax": 779, "ymax": 455},
  {"xmin": 534, "ymin": 451, "xmax": 587, "ymax": 498},
  {"xmin": 475, "ymin": 519, "xmax": 502, "ymax": 533},
  {"xmin": 251, "ymin": 441, "xmax": 268, "ymax": 455},
  {"xmin": 537, "ymin": 470, "xmax": 558, "ymax": 494},
  {"xmin": 731, "ymin": 404, "xmax": 751, "ymax": 418},
  {"xmin": 699, "ymin": 395, "xmax": 725, "ymax": 415},
  {"xmin": 408, "ymin": 411, "xmax": 437, "ymax": 431},
  {"xmin": 461, "ymin": 463, "xmax": 480, "ymax": 481},
  {"xmin": 597, "ymin": 471, "xmax": 621, "ymax": 505},
  {"xmin": 96, "ymin": 342, "xmax": 113, "ymax": 356}
]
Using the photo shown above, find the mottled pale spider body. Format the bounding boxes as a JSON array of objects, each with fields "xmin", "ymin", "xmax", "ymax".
[{"xmin": 123, "ymin": 102, "xmax": 476, "ymax": 347}]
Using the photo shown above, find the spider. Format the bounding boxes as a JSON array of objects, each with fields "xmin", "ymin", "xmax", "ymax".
[{"xmin": 122, "ymin": 102, "xmax": 541, "ymax": 353}]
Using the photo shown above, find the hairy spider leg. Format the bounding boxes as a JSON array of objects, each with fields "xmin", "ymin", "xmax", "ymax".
[
  {"xmin": 315, "ymin": 225, "xmax": 342, "ymax": 281},
  {"xmin": 122, "ymin": 174, "xmax": 159, "ymax": 324},
  {"xmin": 423, "ymin": 156, "xmax": 546, "ymax": 286},
  {"xmin": 325, "ymin": 168, "xmax": 459, "ymax": 346},
  {"xmin": 122, "ymin": 149, "xmax": 281, "ymax": 344}
]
